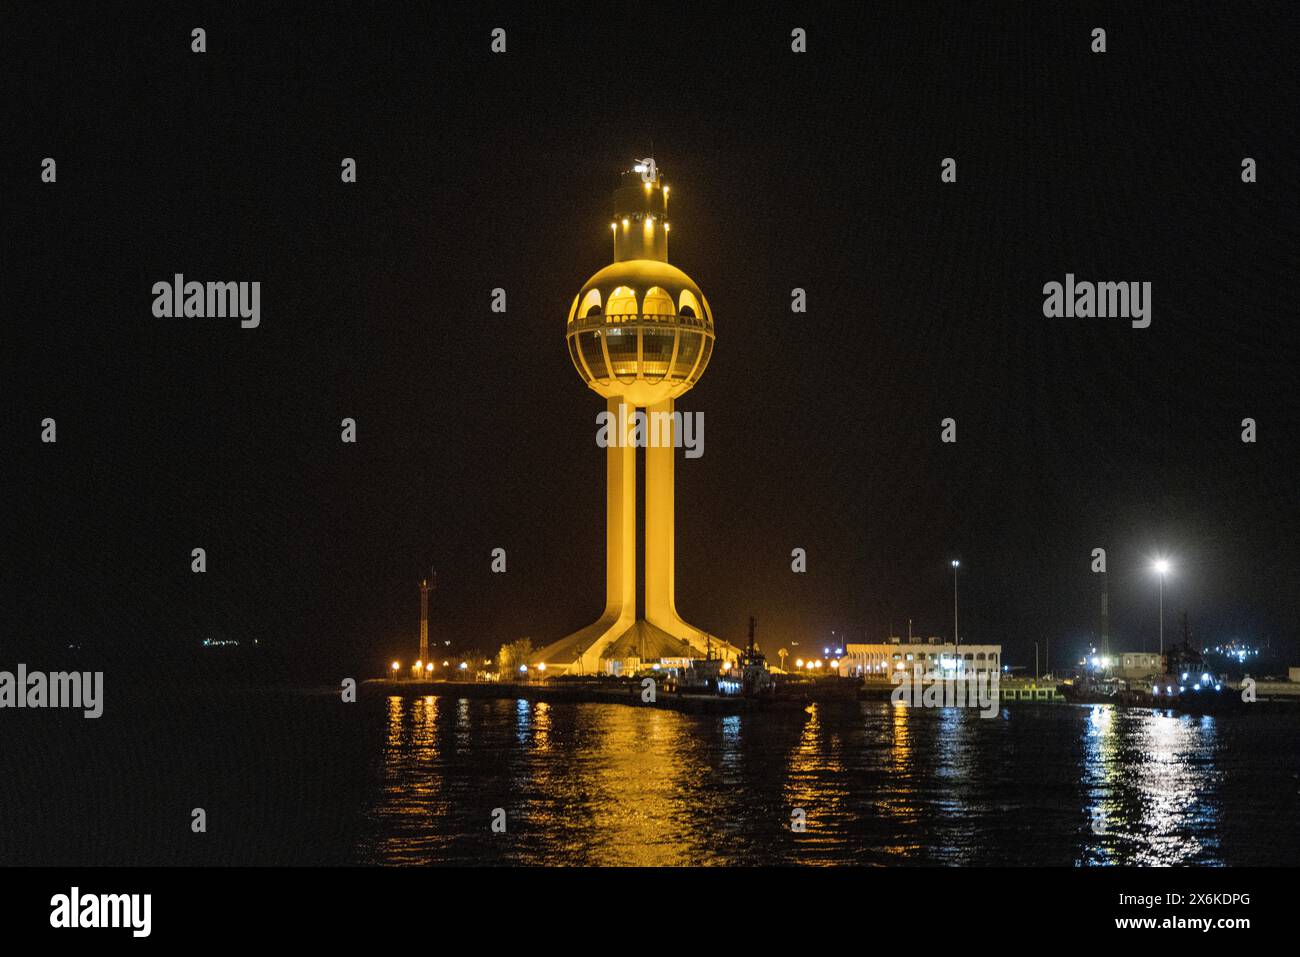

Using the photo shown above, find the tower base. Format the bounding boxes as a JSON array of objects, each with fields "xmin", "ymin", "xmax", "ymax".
[{"xmin": 532, "ymin": 618, "xmax": 739, "ymax": 676}]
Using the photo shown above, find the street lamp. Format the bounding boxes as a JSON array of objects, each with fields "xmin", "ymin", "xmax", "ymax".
[
  {"xmin": 1152, "ymin": 559, "xmax": 1171, "ymax": 654},
  {"xmin": 951, "ymin": 560, "xmax": 960, "ymax": 677}
]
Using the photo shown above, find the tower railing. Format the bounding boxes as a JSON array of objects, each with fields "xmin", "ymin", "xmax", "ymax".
[{"xmin": 567, "ymin": 312, "xmax": 713, "ymax": 333}]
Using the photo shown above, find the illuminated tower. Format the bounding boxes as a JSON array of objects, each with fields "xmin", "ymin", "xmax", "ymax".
[{"xmin": 534, "ymin": 160, "xmax": 738, "ymax": 674}]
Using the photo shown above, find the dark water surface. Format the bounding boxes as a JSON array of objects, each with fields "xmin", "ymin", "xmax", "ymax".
[{"xmin": 3, "ymin": 689, "xmax": 1297, "ymax": 865}]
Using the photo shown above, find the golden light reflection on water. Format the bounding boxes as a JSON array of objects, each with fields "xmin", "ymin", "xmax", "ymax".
[
  {"xmin": 368, "ymin": 695, "xmax": 453, "ymax": 863},
  {"xmin": 365, "ymin": 696, "xmax": 722, "ymax": 865},
  {"xmin": 561, "ymin": 705, "xmax": 714, "ymax": 865},
  {"xmin": 532, "ymin": 700, "xmax": 552, "ymax": 753},
  {"xmin": 782, "ymin": 704, "xmax": 849, "ymax": 862},
  {"xmin": 876, "ymin": 703, "xmax": 922, "ymax": 860}
]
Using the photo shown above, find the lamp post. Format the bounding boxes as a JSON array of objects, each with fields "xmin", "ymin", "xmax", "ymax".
[
  {"xmin": 951, "ymin": 560, "xmax": 960, "ymax": 679},
  {"xmin": 1153, "ymin": 559, "xmax": 1170, "ymax": 655}
]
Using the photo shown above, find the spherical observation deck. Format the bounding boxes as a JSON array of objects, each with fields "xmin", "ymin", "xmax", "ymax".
[{"xmin": 566, "ymin": 259, "xmax": 715, "ymax": 406}]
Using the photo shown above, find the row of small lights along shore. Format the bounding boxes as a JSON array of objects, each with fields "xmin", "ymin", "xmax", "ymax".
[{"xmin": 389, "ymin": 660, "xmax": 548, "ymax": 676}]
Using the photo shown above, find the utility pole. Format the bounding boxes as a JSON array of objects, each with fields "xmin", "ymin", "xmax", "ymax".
[
  {"xmin": 1101, "ymin": 574, "xmax": 1110, "ymax": 659},
  {"xmin": 419, "ymin": 577, "xmax": 431, "ymax": 665},
  {"xmin": 1158, "ymin": 572, "xmax": 1165, "ymax": 655},
  {"xmin": 1153, "ymin": 559, "xmax": 1170, "ymax": 656},
  {"xmin": 951, "ymin": 560, "xmax": 960, "ymax": 677},
  {"xmin": 418, "ymin": 569, "xmax": 435, "ymax": 672}
]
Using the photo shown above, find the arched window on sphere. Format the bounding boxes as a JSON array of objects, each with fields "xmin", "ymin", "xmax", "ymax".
[
  {"xmin": 643, "ymin": 286, "xmax": 675, "ymax": 317},
  {"xmin": 603, "ymin": 286, "xmax": 639, "ymax": 378},
  {"xmin": 579, "ymin": 288, "xmax": 603, "ymax": 319},
  {"xmin": 605, "ymin": 286, "xmax": 638, "ymax": 317},
  {"xmin": 678, "ymin": 289, "xmax": 703, "ymax": 322},
  {"xmin": 641, "ymin": 287, "xmax": 675, "ymax": 380}
]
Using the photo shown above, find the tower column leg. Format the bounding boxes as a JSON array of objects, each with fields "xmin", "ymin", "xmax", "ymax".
[
  {"xmin": 569, "ymin": 396, "xmax": 637, "ymax": 673},
  {"xmin": 644, "ymin": 397, "xmax": 712, "ymax": 655},
  {"xmin": 419, "ymin": 585, "xmax": 429, "ymax": 664},
  {"xmin": 604, "ymin": 396, "xmax": 637, "ymax": 625}
]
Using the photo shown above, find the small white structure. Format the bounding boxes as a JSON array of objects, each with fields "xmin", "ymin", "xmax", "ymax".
[{"xmin": 1114, "ymin": 652, "xmax": 1163, "ymax": 678}]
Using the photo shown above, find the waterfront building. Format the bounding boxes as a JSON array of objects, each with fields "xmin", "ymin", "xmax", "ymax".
[{"xmin": 838, "ymin": 641, "xmax": 1002, "ymax": 679}]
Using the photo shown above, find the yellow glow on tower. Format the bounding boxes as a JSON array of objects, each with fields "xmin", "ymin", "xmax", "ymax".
[{"xmin": 533, "ymin": 159, "xmax": 735, "ymax": 676}]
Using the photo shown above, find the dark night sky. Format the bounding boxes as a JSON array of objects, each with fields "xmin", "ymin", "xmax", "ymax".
[{"xmin": 8, "ymin": 3, "xmax": 1299, "ymax": 680}]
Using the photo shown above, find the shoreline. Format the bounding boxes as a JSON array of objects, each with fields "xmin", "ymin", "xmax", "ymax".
[
  {"xmin": 362, "ymin": 678, "xmax": 789, "ymax": 714},
  {"xmin": 364, "ymin": 678, "xmax": 1299, "ymax": 717}
]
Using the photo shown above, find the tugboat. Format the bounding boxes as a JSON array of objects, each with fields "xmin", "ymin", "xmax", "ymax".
[
  {"xmin": 1166, "ymin": 615, "xmax": 1244, "ymax": 713},
  {"xmin": 737, "ymin": 616, "xmax": 774, "ymax": 697},
  {"xmin": 1127, "ymin": 614, "xmax": 1245, "ymax": 714},
  {"xmin": 677, "ymin": 635, "xmax": 728, "ymax": 694},
  {"xmin": 676, "ymin": 618, "xmax": 783, "ymax": 702}
]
